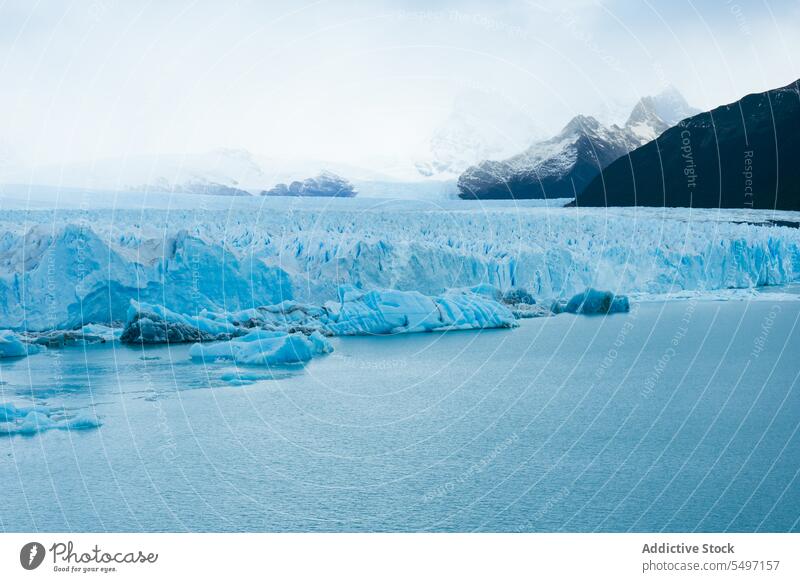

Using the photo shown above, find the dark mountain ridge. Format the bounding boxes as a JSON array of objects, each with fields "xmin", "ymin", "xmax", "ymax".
[
  {"xmin": 456, "ymin": 88, "xmax": 698, "ymax": 201},
  {"xmin": 574, "ymin": 79, "xmax": 800, "ymax": 209}
]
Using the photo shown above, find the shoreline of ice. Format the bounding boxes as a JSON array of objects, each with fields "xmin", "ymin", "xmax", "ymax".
[{"xmin": 0, "ymin": 198, "xmax": 798, "ymax": 333}]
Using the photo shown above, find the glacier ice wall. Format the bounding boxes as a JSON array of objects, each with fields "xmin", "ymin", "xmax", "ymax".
[{"xmin": 0, "ymin": 204, "xmax": 799, "ymax": 330}]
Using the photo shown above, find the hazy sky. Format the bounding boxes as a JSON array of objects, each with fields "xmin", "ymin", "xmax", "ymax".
[{"xmin": 0, "ymin": 0, "xmax": 797, "ymax": 168}]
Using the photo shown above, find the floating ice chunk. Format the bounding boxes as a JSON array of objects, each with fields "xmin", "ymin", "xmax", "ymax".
[
  {"xmin": 327, "ymin": 286, "xmax": 517, "ymax": 335},
  {"xmin": 564, "ymin": 288, "xmax": 630, "ymax": 314},
  {"xmin": 17, "ymin": 411, "xmax": 54, "ymax": 435},
  {"xmin": 327, "ymin": 287, "xmax": 443, "ymax": 335},
  {"xmin": 0, "ymin": 330, "xmax": 28, "ymax": 358},
  {"xmin": 121, "ymin": 301, "xmax": 239, "ymax": 344},
  {"xmin": 0, "ymin": 330, "xmax": 39, "ymax": 358},
  {"xmin": 499, "ymin": 288, "xmax": 547, "ymax": 318},
  {"xmin": 189, "ymin": 329, "xmax": 332, "ymax": 366},
  {"xmin": 27, "ymin": 324, "xmax": 122, "ymax": 347},
  {"xmin": 121, "ymin": 300, "xmax": 331, "ymax": 344},
  {"xmin": 60, "ymin": 416, "xmax": 103, "ymax": 431},
  {"xmin": 219, "ymin": 371, "xmax": 271, "ymax": 385},
  {"xmin": 0, "ymin": 402, "xmax": 102, "ymax": 436},
  {"xmin": 0, "ymin": 402, "xmax": 31, "ymax": 422},
  {"xmin": 308, "ymin": 330, "xmax": 334, "ymax": 354},
  {"xmin": 436, "ymin": 291, "xmax": 518, "ymax": 330}
]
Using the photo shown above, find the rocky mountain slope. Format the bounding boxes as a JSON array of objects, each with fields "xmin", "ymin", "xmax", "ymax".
[
  {"xmin": 575, "ymin": 79, "xmax": 800, "ymax": 209},
  {"xmin": 261, "ymin": 171, "xmax": 357, "ymax": 197},
  {"xmin": 457, "ymin": 88, "xmax": 699, "ymax": 200}
]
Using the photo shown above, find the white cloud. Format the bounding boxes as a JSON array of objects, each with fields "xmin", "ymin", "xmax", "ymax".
[{"xmin": 0, "ymin": 0, "xmax": 796, "ymax": 169}]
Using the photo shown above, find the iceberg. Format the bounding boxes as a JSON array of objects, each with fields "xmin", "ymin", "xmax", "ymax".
[
  {"xmin": 121, "ymin": 300, "xmax": 331, "ymax": 345},
  {"xmin": 435, "ymin": 290, "xmax": 519, "ymax": 330},
  {"xmin": 16, "ymin": 410, "xmax": 54, "ymax": 436},
  {"xmin": 189, "ymin": 330, "xmax": 332, "ymax": 366},
  {"xmin": 326, "ymin": 287, "xmax": 445, "ymax": 335},
  {"xmin": 120, "ymin": 301, "xmax": 239, "ymax": 344},
  {"xmin": 219, "ymin": 371, "xmax": 272, "ymax": 386},
  {"xmin": 119, "ymin": 286, "xmax": 517, "ymax": 346},
  {"xmin": 0, "ymin": 402, "xmax": 102, "ymax": 436},
  {"xmin": 0, "ymin": 330, "xmax": 39, "ymax": 358},
  {"xmin": 499, "ymin": 287, "xmax": 552, "ymax": 318},
  {"xmin": 564, "ymin": 288, "xmax": 630, "ymax": 315},
  {"xmin": 308, "ymin": 330, "xmax": 334, "ymax": 354},
  {"xmin": 325, "ymin": 286, "xmax": 517, "ymax": 335}
]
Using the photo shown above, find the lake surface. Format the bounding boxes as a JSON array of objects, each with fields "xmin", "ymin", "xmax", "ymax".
[{"xmin": 1, "ymin": 299, "xmax": 799, "ymax": 532}]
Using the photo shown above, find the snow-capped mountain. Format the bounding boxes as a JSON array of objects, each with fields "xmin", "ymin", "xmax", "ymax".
[
  {"xmin": 625, "ymin": 86, "xmax": 700, "ymax": 143},
  {"xmin": 457, "ymin": 88, "xmax": 699, "ymax": 200},
  {"xmin": 576, "ymin": 79, "xmax": 800, "ymax": 209},
  {"xmin": 415, "ymin": 89, "xmax": 543, "ymax": 179},
  {"xmin": 261, "ymin": 171, "xmax": 357, "ymax": 197},
  {"xmin": 646, "ymin": 85, "xmax": 702, "ymax": 125}
]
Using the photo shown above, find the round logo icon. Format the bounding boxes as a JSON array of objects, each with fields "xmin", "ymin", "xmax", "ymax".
[{"xmin": 20, "ymin": 542, "xmax": 46, "ymax": 570}]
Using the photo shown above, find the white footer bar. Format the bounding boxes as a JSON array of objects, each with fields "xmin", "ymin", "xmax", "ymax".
[{"xmin": 1, "ymin": 533, "xmax": 797, "ymax": 581}]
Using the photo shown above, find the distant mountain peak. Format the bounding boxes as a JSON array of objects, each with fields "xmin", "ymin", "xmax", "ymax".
[
  {"xmin": 560, "ymin": 115, "xmax": 604, "ymax": 137},
  {"xmin": 626, "ymin": 97, "xmax": 664, "ymax": 125},
  {"xmin": 261, "ymin": 171, "xmax": 357, "ymax": 198},
  {"xmin": 414, "ymin": 88, "xmax": 543, "ymax": 179},
  {"xmin": 575, "ymin": 78, "xmax": 800, "ymax": 209},
  {"xmin": 457, "ymin": 89, "xmax": 701, "ymax": 200},
  {"xmin": 624, "ymin": 98, "xmax": 669, "ymax": 142},
  {"xmin": 645, "ymin": 86, "xmax": 700, "ymax": 126}
]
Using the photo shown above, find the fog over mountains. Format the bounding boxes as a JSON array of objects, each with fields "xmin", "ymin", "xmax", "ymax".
[{"xmin": 5, "ymin": 79, "xmax": 799, "ymax": 211}]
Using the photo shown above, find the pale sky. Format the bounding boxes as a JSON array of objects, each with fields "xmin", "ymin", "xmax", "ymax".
[{"xmin": 0, "ymin": 0, "xmax": 798, "ymax": 168}]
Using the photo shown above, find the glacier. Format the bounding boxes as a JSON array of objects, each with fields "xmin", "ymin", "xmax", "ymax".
[{"xmin": 0, "ymin": 198, "xmax": 799, "ymax": 333}]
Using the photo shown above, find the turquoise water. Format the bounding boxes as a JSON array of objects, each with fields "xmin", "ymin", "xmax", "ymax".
[{"xmin": 1, "ymin": 299, "xmax": 798, "ymax": 532}]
